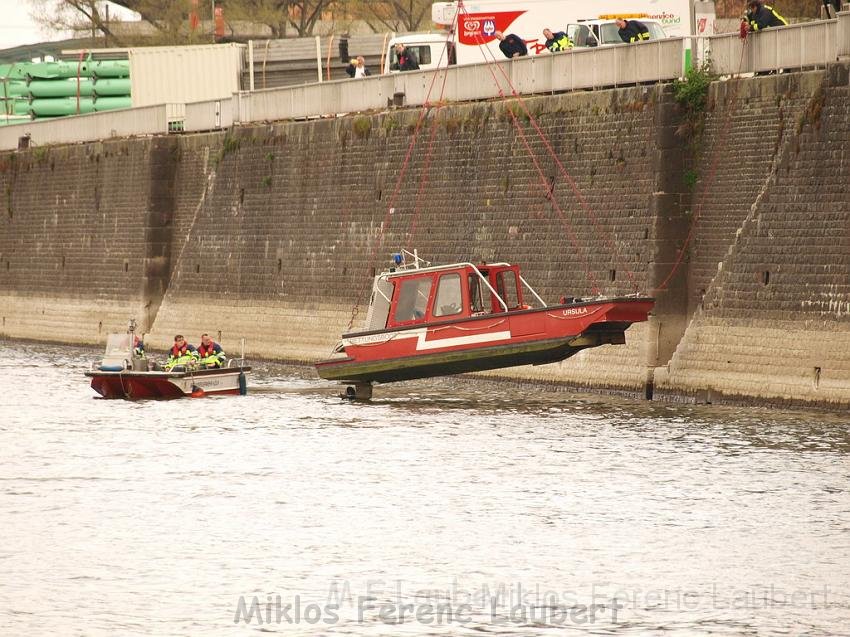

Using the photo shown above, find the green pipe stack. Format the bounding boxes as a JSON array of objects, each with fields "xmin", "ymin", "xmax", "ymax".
[{"xmin": 0, "ymin": 59, "xmax": 131, "ymax": 122}]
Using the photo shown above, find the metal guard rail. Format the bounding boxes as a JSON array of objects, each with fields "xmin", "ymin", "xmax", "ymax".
[{"xmin": 1, "ymin": 12, "xmax": 849, "ymax": 152}]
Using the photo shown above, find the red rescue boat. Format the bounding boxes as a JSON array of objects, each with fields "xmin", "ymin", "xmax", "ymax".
[
  {"xmin": 316, "ymin": 252, "xmax": 654, "ymax": 398},
  {"xmin": 85, "ymin": 321, "xmax": 250, "ymax": 400}
]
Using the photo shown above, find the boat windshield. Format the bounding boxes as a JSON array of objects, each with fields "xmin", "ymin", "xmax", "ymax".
[
  {"xmin": 365, "ymin": 277, "xmax": 393, "ymax": 330},
  {"xmin": 393, "ymin": 277, "xmax": 432, "ymax": 323},
  {"xmin": 104, "ymin": 333, "xmax": 132, "ymax": 356},
  {"xmin": 434, "ymin": 273, "xmax": 462, "ymax": 317}
]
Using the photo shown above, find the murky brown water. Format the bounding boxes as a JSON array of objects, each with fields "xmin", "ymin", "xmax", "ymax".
[{"xmin": 2, "ymin": 341, "xmax": 849, "ymax": 636}]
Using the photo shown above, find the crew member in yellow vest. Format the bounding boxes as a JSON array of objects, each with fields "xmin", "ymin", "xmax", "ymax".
[
  {"xmin": 198, "ymin": 333, "xmax": 226, "ymax": 368},
  {"xmin": 543, "ymin": 28, "xmax": 573, "ymax": 52},
  {"xmin": 616, "ymin": 18, "xmax": 651, "ymax": 43},
  {"xmin": 165, "ymin": 334, "xmax": 200, "ymax": 371},
  {"xmin": 746, "ymin": 0, "xmax": 788, "ymax": 31}
]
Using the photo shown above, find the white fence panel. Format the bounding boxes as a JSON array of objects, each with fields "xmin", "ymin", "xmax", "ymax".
[
  {"xmin": 450, "ymin": 63, "xmax": 505, "ymax": 102},
  {"xmin": 524, "ymin": 55, "xmax": 553, "ymax": 94},
  {"xmin": 337, "ymin": 76, "xmax": 394, "ymax": 113},
  {"xmin": 392, "ymin": 72, "xmax": 430, "ymax": 109},
  {"xmin": 839, "ymin": 11, "xmax": 850, "ymax": 57},
  {"xmin": 710, "ymin": 20, "xmax": 837, "ymax": 74},
  {"xmin": 706, "ymin": 33, "xmax": 746, "ymax": 75},
  {"xmin": 506, "ymin": 55, "xmax": 539, "ymax": 95},
  {"xmin": 3, "ymin": 18, "xmax": 846, "ymax": 151},
  {"xmin": 185, "ymin": 98, "xmax": 234, "ymax": 132},
  {"xmin": 0, "ymin": 105, "xmax": 167, "ymax": 151}
]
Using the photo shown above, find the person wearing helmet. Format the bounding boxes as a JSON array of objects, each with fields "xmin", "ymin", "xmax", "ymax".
[
  {"xmin": 746, "ymin": 0, "xmax": 788, "ymax": 31},
  {"xmin": 616, "ymin": 18, "xmax": 651, "ymax": 43}
]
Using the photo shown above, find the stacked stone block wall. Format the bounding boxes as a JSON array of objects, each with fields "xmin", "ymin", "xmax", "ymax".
[
  {"xmin": 654, "ymin": 66, "xmax": 850, "ymax": 408},
  {"xmin": 2, "ymin": 66, "xmax": 849, "ymax": 408}
]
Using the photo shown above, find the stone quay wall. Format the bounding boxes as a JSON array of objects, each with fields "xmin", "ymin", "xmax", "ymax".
[{"xmin": 1, "ymin": 64, "xmax": 848, "ymax": 409}]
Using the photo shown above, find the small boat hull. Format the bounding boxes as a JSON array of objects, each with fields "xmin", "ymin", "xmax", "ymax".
[
  {"xmin": 85, "ymin": 366, "xmax": 251, "ymax": 400},
  {"xmin": 316, "ymin": 298, "xmax": 652, "ymax": 384}
]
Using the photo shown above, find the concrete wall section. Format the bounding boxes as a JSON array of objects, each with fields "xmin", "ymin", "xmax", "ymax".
[
  {"xmin": 654, "ymin": 66, "xmax": 850, "ymax": 408},
  {"xmin": 0, "ymin": 141, "xmax": 153, "ymax": 342},
  {"xmin": 147, "ymin": 87, "xmax": 672, "ymax": 392},
  {"xmin": 2, "ymin": 67, "xmax": 849, "ymax": 408}
]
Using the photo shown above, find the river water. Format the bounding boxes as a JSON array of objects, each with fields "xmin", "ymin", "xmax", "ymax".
[{"xmin": 2, "ymin": 340, "xmax": 849, "ymax": 636}]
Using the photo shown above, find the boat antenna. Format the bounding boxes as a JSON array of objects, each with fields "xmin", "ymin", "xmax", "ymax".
[
  {"xmin": 395, "ymin": 248, "xmax": 430, "ymax": 270},
  {"xmin": 127, "ymin": 318, "xmax": 137, "ymax": 363}
]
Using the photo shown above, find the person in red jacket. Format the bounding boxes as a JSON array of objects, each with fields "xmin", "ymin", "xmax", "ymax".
[{"xmin": 198, "ymin": 333, "xmax": 227, "ymax": 368}]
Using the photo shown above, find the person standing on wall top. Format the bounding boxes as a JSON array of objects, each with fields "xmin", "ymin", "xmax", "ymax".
[
  {"xmin": 354, "ymin": 56, "xmax": 370, "ymax": 77},
  {"xmin": 616, "ymin": 18, "xmax": 651, "ymax": 43},
  {"xmin": 391, "ymin": 43, "xmax": 420, "ymax": 71},
  {"xmin": 165, "ymin": 334, "xmax": 200, "ymax": 371},
  {"xmin": 745, "ymin": 0, "xmax": 788, "ymax": 31},
  {"xmin": 543, "ymin": 28, "xmax": 573, "ymax": 52},
  {"xmin": 345, "ymin": 55, "xmax": 371, "ymax": 78},
  {"xmin": 198, "ymin": 333, "xmax": 227, "ymax": 368},
  {"xmin": 494, "ymin": 31, "xmax": 528, "ymax": 58}
]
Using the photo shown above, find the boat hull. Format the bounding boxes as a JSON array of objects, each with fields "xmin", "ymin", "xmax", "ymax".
[
  {"xmin": 316, "ymin": 298, "xmax": 653, "ymax": 384},
  {"xmin": 85, "ymin": 366, "xmax": 251, "ymax": 400}
]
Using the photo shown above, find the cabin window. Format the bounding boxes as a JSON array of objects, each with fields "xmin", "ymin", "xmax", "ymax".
[
  {"xmin": 496, "ymin": 271, "xmax": 520, "ymax": 310},
  {"xmin": 365, "ymin": 277, "xmax": 393, "ymax": 330},
  {"xmin": 389, "ymin": 45, "xmax": 432, "ymax": 68},
  {"xmin": 599, "ymin": 23, "xmax": 621, "ymax": 44},
  {"xmin": 468, "ymin": 274, "xmax": 485, "ymax": 314},
  {"xmin": 434, "ymin": 273, "xmax": 462, "ymax": 317},
  {"xmin": 393, "ymin": 277, "xmax": 432, "ymax": 323}
]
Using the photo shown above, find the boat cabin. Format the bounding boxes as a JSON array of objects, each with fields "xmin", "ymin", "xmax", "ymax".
[{"xmin": 362, "ymin": 261, "xmax": 543, "ymax": 332}]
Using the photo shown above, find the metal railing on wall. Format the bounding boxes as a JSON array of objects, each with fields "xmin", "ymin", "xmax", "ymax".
[
  {"xmin": 1, "ymin": 13, "xmax": 849, "ymax": 152},
  {"xmin": 234, "ymin": 37, "xmax": 684, "ymax": 125},
  {"xmin": 0, "ymin": 105, "xmax": 168, "ymax": 151},
  {"xmin": 708, "ymin": 16, "xmax": 843, "ymax": 75}
]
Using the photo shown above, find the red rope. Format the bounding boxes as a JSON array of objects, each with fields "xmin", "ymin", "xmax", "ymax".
[
  {"xmin": 459, "ymin": 14, "xmax": 599, "ymax": 294},
  {"xmin": 458, "ymin": 9, "xmax": 640, "ymax": 293},
  {"xmin": 464, "ymin": 27, "xmax": 600, "ymax": 294},
  {"xmin": 345, "ymin": 22, "xmax": 457, "ymax": 331},
  {"xmin": 653, "ymin": 35, "xmax": 749, "ymax": 294}
]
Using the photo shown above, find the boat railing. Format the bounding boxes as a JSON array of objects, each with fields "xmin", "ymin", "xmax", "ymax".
[
  {"xmin": 468, "ymin": 263, "xmax": 509, "ymax": 313},
  {"xmin": 518, "ymin": 274, "xmax": 547, "ymax": 308}
]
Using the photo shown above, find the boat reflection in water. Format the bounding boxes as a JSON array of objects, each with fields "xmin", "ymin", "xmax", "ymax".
[
  {"xmin": 85, "ymin": 321, "xmax": 250, "ymax": 400},
  {"xmin": 316, "ymin": 251, "xmax": 654, "ymax": 399}
]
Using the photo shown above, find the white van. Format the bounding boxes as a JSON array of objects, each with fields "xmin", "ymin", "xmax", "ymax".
[{"xmin": 384, "ymin": 0, "xmax": 713, "ymax": 73}]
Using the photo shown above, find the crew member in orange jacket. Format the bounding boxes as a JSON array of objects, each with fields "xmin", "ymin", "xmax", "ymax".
[
  {"xmin": 198, "ymin": 333, "xmax": 227, "ymax": 368},
  {"xmin": 165, "ymin": 334, "xmax": 200, "ymax": 370}
]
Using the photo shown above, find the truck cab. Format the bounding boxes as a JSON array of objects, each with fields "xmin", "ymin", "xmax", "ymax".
[
  {"xmin": 567, "ymin": 19, "xmax": 667, "ymax": 48},
  {"xmin": 384, "ymin": 33, "xmax": 456, "ymax": 74}
]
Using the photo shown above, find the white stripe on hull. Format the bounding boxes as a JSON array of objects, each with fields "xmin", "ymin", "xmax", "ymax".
[
  {"xmin": 168, "ymin": 372, "xmax": 241, "ymax": 394},
  {"xmin": 344, "ymin": 327, "xmax": 514, "ymax": 351}
]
